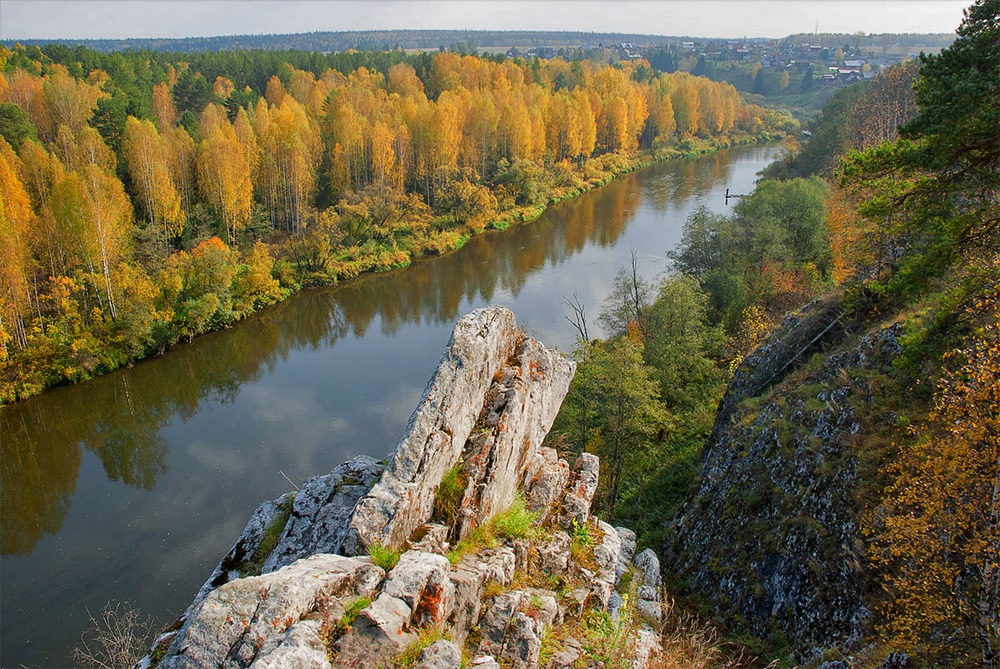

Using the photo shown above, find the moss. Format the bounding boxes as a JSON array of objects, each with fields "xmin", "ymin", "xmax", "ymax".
[{"xmin": 236, "ymin": 495, "xmax": 294, "ymax": 577}]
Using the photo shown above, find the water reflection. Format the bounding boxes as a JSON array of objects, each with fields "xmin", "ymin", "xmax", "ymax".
[
  {"xmin": 1, "ymin": 147, "xmax": 745, "ymax": 557},
  {"xmin": 0, "ymin": 145, "xmax": 775, "ymax": 666}
]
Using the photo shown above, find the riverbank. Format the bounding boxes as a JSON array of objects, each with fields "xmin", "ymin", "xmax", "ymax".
[
  {"xmin": 1, "ymin": 143, "xmax": 783, "ymax": 668},
  {"xmin": 1, "ymin": 131, "xmax": 784, "ymax": 405}
]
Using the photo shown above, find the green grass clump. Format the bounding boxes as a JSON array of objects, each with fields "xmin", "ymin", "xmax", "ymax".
[
  {"xmin": 389, "ymin": 628, "xmax": 449, "ymax": 668},
  {"xmin": 367, "ymin": 542, "xmax": 402, "ymax": 571},
  {"xmin": 446, "ymin": 494, "xmax": 544, "ymax": 564},
  {"xmin": 332, "ymin": 596, "xmax": 371, "ymax": 635},
  {"xmin": 433, "ymin": 462, "xmax": 468, "ymax": 524},
  {"xmin": 491, "ymin": 494, "xmax": 541, "ymax": 540}
]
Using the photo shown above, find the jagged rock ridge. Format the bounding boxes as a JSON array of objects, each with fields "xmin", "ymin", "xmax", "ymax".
[{"xmin": 142, "ymin": 306, "xmax": 667, "ymax": 669}]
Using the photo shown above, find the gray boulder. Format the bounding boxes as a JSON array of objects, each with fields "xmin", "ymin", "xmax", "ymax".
[
  {"xmin": 333, "ymin": 592, "xmax": 414, "ymax": 668},
  {"xmin": 522, "ymin": 447, "xmax": 570, "ymax": 521},
  {"xmin": 634, "ymin": 548, "xmax": 663, "ymax": 624},
  {"xmin": 614, "ymin": 526, "xmax": 637, "ymax": 582},
  {"xmin": 382, "ymin": 551, "xmax": 455, "ymax": 627},
  {"xmin": 249, "ymin": 619, "xmax": 331, "ymax": 669},
  {"xmin": 501, "ymin": 612, "xmax": 541, "ymax": 669},
  {"xmin": 413, "ymin": 639, "xmax": 462, "ymax": 669}
]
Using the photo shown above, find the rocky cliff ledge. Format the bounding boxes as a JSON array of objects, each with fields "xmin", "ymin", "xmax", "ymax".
[
  {"xmin": 141, "ymin": 306, "xmax": 666, "ymax": 669},
  {"xmin": 668, "ymin": 296, "xmax": 905, "ymax": 659}
]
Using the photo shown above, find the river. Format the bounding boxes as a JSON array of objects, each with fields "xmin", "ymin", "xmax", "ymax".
[{"xmin": 0, "ymin": 143, "xmax": 779, "ymax": 667}]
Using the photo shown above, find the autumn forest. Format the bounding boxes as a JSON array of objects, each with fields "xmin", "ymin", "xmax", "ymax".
[{"xmin": 0, "ymin": 45, "xmax": 786, "ymax": 401}]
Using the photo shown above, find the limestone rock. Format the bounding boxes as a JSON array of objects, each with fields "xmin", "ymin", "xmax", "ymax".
[
  {"xmin": 413, "ymin": 639, "xmax": 462, "ymax": 669},
  {"xmin": 157, "ymin": 554, "xmax": 382, "ymax": 669},
  {"xmin": 199, "ymin": 491, "xmax": 296, "ymax": 599},
  {"xmin": 249, "ymin": 619, "xmax": 331, "ymax": 669},
  {"xmin": 139, "ymin": 306, "xmax": 678, "ymax": 669},
  {"xmin": 560, "ymin": 454, "xmax": 600, "ymax": 528},
  {"xmin": 593, "ymin": 521, "xmax": 621, "ymax": 585},
  {"xmin": 537, "ymin": 531, "xmax": 571, "ymax": 574},
  {"xmin": 522, "ymin": 448, "xmax": 570, "ymax": 521},
  {"xmin": 634, "ymin": 548, "xmax": 663, "ymax": 624},
  {"xmin": 333, "ymin": 592, "xmax": 414, "ymax": 668},
  {"xmin": 501, "ymin": 611, "xmax": 541, "ymax": 669},
  {"xmin": 564, "ymin": 588, "xmax": 591, "ymax": 618},
  {"xmin": 547, "ymin": 636, "xmax": 583, "ymax": 669},
  {"xmin": 453, "ymin": 338, "xmax": 575, "ymax": 541},
  {"xmin": 477, "ymin": 591, "xmax": 522, "ymax": 657},
  {"xmin": 409, "ymin": 523, "xmax": 451, "ymax": 556},
  {"xmin": 631, "ymin": 627, "xmax": 663, "ymax": 669},
  {"xmin": 522, "ymin": 591, "xmax": 560, "ymax": 633},
  {"xmin": 344, "ymin": 307, "xmax": 520, "ymax": 555},
  {"xmin": 669, "ymin": 314, "xmax": 905, "ymax": 651},
  {"xmin": 383, "ymin": 551, "xmax": 455, "ymax": 627},
  {"xmin": 614, "ymin": 526, "xmax": 637, "ymax": 582},
  {"xmin": 262, "ymin": 457, "xmax": 384, "ymax": 573}
]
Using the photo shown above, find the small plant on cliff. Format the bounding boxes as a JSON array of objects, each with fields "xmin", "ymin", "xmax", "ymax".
[
  {"xmin": 368, "ymin": 542, "xmax": 401, "ymax": 571},
  {"xmin": 570, "ymin": 517, "xmax": 592, "ymax": 545},
  {"xmin": 491, "ymin": 494, "xmax": 542, "ymax": 540},
  {"xmin": 389, "ymin": 627, "xmax": 449, "ymax": 668},
  {"xmin": 447, "ymin": 494, "xmax": 543, "ymax": 564},
  {"xmin": 433, "ymin": 461, "xmax": 468, "ymax": 524},
  {"xmin": 338, "ymin": 596, "xmax": 371, "ymax": 632}
]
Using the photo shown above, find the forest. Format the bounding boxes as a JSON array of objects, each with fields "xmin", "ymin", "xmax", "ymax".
[
  {"xmin": 0, "ymin": 44, "xmax": 789, "ymax": 402},
  {"xmin": 549, "ymin": 0, "xmax": 998, "ymax": 664}
]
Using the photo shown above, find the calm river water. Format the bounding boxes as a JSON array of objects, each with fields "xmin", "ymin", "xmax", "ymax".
[{"xmin": 0, "ymin": 144, "xmax": 779, "ymax": 667}]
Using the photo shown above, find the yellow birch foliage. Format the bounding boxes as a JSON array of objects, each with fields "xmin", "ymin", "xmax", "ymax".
[
  {"xmin": 197, "ymin": 121, "xmax": 252, "ymax": 243},
  {"xmin": 0, "ymin": 138, "xmax": 35, "ymax": 354},
  {"xmin": 150, "ymin": 82, "xmax": 177, "ymax": 130},
  {"xmin": 43, "ymin": 64, "xmax": 106, "ymax": 137},
  {"xmin": 124, "ymin": 116, "xmax": 184, "ymax": 237},
  {"xmin": 869, "ymin": 286, "xmax": 1000, "ymax": 665}
]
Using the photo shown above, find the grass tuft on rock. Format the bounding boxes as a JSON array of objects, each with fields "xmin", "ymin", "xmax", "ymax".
[{"xmin": 367, "ymin": 542, "xmax": 402, "ymax": 571}]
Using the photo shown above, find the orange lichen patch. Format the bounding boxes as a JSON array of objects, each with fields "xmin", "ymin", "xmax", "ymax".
[{"xmin": 414, "ymin": 582, "xmax": 447, "ymax": 625}]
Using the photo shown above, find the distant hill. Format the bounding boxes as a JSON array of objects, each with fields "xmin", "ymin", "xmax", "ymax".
[
  {"xmin": 1, "ymin": 29, "xmax": 954, "ymax": 54},
  {"xmin": 2, "ymin": 30, "xmax": 677, "ymax": 53}
]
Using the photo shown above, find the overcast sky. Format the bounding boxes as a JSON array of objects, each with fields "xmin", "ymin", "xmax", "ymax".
[{"xmin": 1, "ymin": 0, "xmax": 969, "ymax": 41}]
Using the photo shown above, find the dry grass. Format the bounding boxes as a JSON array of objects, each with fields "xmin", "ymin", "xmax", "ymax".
[{"xmin": 654, "ymin": 600, "xmax": 771, "ymax": 669}]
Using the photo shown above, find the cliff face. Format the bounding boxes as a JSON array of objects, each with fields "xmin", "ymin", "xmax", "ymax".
[
  {"xmin": 141, "ymin": 306, "xmax": 667, "ymax": 669},
  {"xmin": 668, "ymin": 296, "xmax": 905, "ymax": 656}
]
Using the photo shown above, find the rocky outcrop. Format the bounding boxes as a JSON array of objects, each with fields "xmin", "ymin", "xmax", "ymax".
[
  {"xmin": 669, "ymin": 299, "xmax": 906, "ymax": 655},
  {"xmin": 142, "ymin": 307, "xmax": 667, "ymax": 669},
  {"xmin": 342, "ymin": 307, "xmax": 522, "ymax": 555}
]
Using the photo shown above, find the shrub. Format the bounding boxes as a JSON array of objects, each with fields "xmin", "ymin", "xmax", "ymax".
[{"xmin": 72, "ymin": 602, "xmax": 155, "ymax": 669}]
